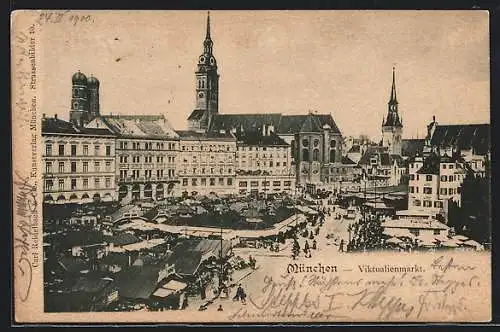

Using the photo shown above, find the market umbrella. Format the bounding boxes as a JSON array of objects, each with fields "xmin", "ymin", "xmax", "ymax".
[
  {"xmin": 386, "ymin": 237, "xmax": 403, "ymax": 245},
  {"xmin": 462, "ymin": 239, "xmax": 484, "ymax": 250}
]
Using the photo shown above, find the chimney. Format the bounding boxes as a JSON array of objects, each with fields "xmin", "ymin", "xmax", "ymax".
[
  {"xmin": 54, "ymin": 114, "xmax": 58, "ymax": 119},
  {"xmin": 42, "ymin": 113, "xmax": 46, "ymax": 119}
]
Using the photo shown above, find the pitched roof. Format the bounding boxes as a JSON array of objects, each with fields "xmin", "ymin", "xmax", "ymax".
[
  {"xmin": 42, "ymin": 117, "xmax": 114, "ymax": 136},
  {"xmin": 209, "ymin": 113, "xmax": 341, "ymax": 135},
  {"xmin": 401, "ymin": 139, "xmax": 425, "ymax": 157},
  {"xmin": 430, "ymin": 124, "xmax": 490, "ymax": 155},
  {"xmin": 416, "ymin": 153, "xmax": 440, "ymax": 175},
  {"xmin": 70, "ymin": 276, "xmax": 114, "ymax": 293},
  {"xmin": 176, "ymin": 130, "xmax": 235, "ymax": 140},
  {"xmin": 95, "ymin": 115, "xmax": 178, "ymax": 139},
  {"xmin": 348, "ymin": 145, "xmax": 361, "ymax": 153},
  {"xmin": 166, "ymin": 249, "xmax": 202, "ymax": 276},
  {"xmin": 236, "ymin": 132, "xmax": 289, "ymax": 146},
  {"xmin": 61, "ymin": 230, "xmax": 105, "ymax": 249},
  {"xmin": 210, "ymin": 113, "xmax": 282, "ymax": 133},
  {"xmin": 358, "ymin": 146, "xmax": 393, "ymax": 166},
  {"xmin": 116, "ymin": 265, "xmax": 163, "ymax": 299},
  {"xmin": 111, "ymin": 232, "xmax": 140, "ymax": 246},
  {"xmin": 100, "ymin": 252, "xmax": 130, "ymax": 267},
  {"xmin": 278, "ymin": 114, "xmax": 341, "ymax": 134},
  {"xmin": 341, "ymin": 156, "xmax": 357, "ymax": 165},
  {"xmin": 187, "ymin": 109, "xmax": 206, "ymax": 121}
]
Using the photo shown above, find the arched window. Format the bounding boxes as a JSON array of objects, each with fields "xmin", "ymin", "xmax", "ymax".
[
  {"xmin": 313, "ymin": 149, "xmax": 320, "ymax": 161},
  {"xmin": 313, "ymin": 139, "xmax": 320, "ymax": 147},
  {"xmin": 302, "ymin": 148, "xmax": 309, "ymax": 161},
  {"xmin": 302, "ymin": 139, "xmax": 309, "ymax": 147},
  {"xmin": 330, "ymin": 140, "xmax": 336, "ymax": 148},
  {"xmin": 330, "ymin": 149, "xmax": 336, "ymax": 163}
]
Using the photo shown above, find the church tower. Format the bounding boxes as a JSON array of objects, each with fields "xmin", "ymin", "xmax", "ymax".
[
  {"xmin": 69, "ymin": 70, "xmax": 91, "ymax": 127},
  {"xmin": 87, "ymin": 75, "xmax": 100, "ymax": 118},
  {"xmin": 187, "ymin": 12, "xmax": 220, "ymax": 132},
  {"xmin": 382, "ymin": 67, "xmax": 403, "ymax": 155}
]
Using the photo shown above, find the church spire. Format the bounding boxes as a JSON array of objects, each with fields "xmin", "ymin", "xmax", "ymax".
[
  {"xmin": 390, "ymin": 66, "xmax": 398, "ymax": 104},
  {"xmin": 206, "ymin": 11, "xmax": 211, "ymax": 40},
  {"xmin": 203, "ymin": 11, "xmax": 213, "ymax": 54}
]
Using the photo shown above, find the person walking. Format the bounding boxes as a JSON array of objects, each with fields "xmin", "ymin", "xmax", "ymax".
[{"xmin": 339, "ymin": 239, "xmax": 345, "ymax": 252}]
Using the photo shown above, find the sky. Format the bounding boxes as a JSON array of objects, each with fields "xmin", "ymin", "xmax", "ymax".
[{"xmin": 38, "ymin": 10, "xmax": 490, "ymax": 140}]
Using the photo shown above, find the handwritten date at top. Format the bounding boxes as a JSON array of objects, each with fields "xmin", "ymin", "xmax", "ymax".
[{"xmin": 36, "ymin": 11, "xmax": 94, "ymax": 26}]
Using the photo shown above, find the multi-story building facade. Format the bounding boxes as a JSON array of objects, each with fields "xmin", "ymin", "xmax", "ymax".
[
  {"xmin": 358, "ymin": 146, "xmax": 405, "ymax": 188},
  {"xmin": 42, "ymin": 115, "xmax": 117, "ymax": 204},
  {"xmin": 209, "ymin": 113, "xmax": 343, "ymax": 190},
  {"xmin": 86, "ymin": 115, "xmax": 179, "ymax": 202},
  {"xmin": 176, "ymin": 131, "xmax": 236, "ymax": 196},
  {"xmin": 234, "ymin": 129, "xmax": 295, "ymax": 197},
  {"xmin": 424, "ymin": 116, "xmax": 490, "ymax": 178},
  {"xmin": 407, "ymin": 153, "xmax": 467, "ymax": 218}
]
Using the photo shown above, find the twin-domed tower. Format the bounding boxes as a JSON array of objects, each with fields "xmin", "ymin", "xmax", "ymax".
[
  {"xmin": 69, "ymin": 71, "xmax": 100, "ymax": 127},
  {"xmin": 381, "ymin": 67, "xmax": 403, "ymax": 156},
  {"xmin": 187, "ymin": 12, "xmax": 220, "ymax": 132}
]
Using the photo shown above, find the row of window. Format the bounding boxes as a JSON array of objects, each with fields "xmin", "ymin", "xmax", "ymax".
[
  {"xmin": 440, "ymin": 175, "xmax": 462, "ymax": 182},
  {"xmin": 409, "ymin": 186, "xmax": 434, "ymax": 194},
  {"xmin": 239, "ymin": 180, "xmax": 292, "ymax": 187},
  {"xmin": 46, "ymin": 144, "xmax": 112, "ymax": 157},
  {"xmin": 238, "ymin": 160, "xmax": 287, "ymax": 167},
  {"xmin": 237, "ymin": 146, "xmax": 287, "ymax": 152},
  {"xmin": 119, "ymin": 155, "xmax": 175, "ymax": 163},
  {"xmin": 45, "ymin": 160, "xmax": 112, "ymax": 173},
  {"xmin": 182, "ymin": 155, "xmax": 234, "ymax": 163},
  {"xmin": 181, "ymin": 145, "xmax": 234, "ymax": 152},
  {"xmin": 118, "ymin": 141, "xmax": 176, "ymax": 150},
  {"xmin": 408, "ymin": 229, "xmax": 442, "ymax": 237},
  {"xmin": 410, "ymin": 163, "xmax": 456, "ymax": 170},
  {"xmin": 440, "ymin": 187, "xmax": 460, "ymax": 195},
  {"xmin": 119, "ymin": 169, "xmax": 175, "ymax": 179},
  {"xmin": 236, "ymin": 153, "xmax": 288, "ymax": 159},
  {"xmin": 301, "ymin": 149, "xmax": 336, "ymax": 162},
  {"xmin": 301, "ymin": 139, "xmax": 337, "ymax": 148},
  {"xmin": 182, "ymin": 167, "xmax": 232, "ymax": 175},
  {"xmin": 45, "ymin": 177, "xmax": 112, "ymax": 191},
  {"xmin": 182, "ymin": 178, "xmax": 233, "ymax": 187},
  {"xmin": 409, "ymin": 174, "xmax": 434, "ymax": 181},
  {"xmin": 413, "ymin": 199, "xmax": 444, "ymax": 208}
]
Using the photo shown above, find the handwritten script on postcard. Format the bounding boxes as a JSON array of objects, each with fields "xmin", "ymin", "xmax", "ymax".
[{"xmin": 225, "ymin": 252, "xmax": 490, "ymax": 322}]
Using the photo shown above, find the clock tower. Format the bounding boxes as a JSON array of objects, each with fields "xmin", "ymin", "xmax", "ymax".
[
  {"xmin": 382, "ymin": 67, "xmax": 403, "ymax": 156},
  {"xmin": 187, "ymin": 12, "xmax": 220, "ymax": 132}
]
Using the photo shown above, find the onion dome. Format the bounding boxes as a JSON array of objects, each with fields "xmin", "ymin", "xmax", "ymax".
[
  {"xmin": 72, "ymin": 70, "xmax": 87, "ymax": 84},
  {"xmin": 87, "ymin": 75, "xmax": 100, "ymax": 87}
]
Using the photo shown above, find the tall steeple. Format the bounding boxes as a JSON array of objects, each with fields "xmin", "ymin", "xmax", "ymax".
[
  {"xmin": 384, "ymin": 66, "xmax": 402, "ymax": 127},
  {"xmin": 381, "ymin": 66, "xmax": 403, "ymax": 156},
  {"xmin": 390, "ymin": 66, "xmax": 397, "ymax": 104},
  {"xmin": 203, "ymin": 11, "xmax": 213, "ymax": 55},
  {"xmin": 187, "ymin": 11, "xmax": 220, "ymax": 132}
]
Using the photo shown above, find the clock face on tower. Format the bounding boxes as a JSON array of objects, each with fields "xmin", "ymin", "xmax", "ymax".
[
  {"xmin": 210, "ymin": 57, "xmax": 215, "ymax": 65},
  {"xmin": 199, "ymin": 56, "xmax": 206, "ymax": 64}
]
